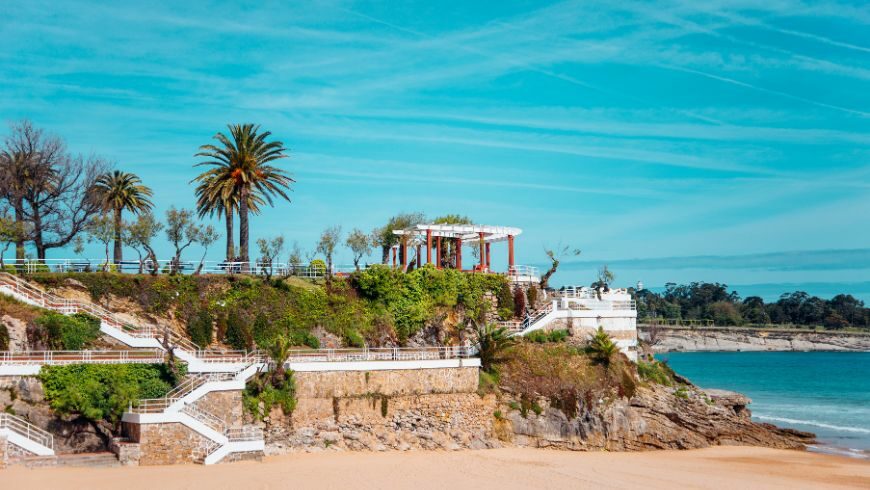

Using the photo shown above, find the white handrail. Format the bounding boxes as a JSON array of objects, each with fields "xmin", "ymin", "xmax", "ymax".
[
  {"xmin": 0, "ymin": 413, "xmax": 54, "ymax": 449},
  {"xmin": 0, "ymin": 349, "xmax": 163, "ymax": 365}
]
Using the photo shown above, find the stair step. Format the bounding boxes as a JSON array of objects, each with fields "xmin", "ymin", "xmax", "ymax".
[
  {"xmin": 57, "ymin": 452, "xmax": 121, "ymax": 468},
  {"xmin": 12, "ymin": 452, "xmax": 120, "ymax": 469}
]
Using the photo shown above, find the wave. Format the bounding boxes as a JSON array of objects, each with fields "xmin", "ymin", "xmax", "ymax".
[
  {"xmin": 807, "ymin": 445, "xmax": 870, "ymax": 459},
  {"xmin": 755, "ymin": 415, "xmax": 870, "ymax": 434}
]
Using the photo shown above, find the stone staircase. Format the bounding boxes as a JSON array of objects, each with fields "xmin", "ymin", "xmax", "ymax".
[
  {"xmin": 11, "ymin": 452, "xmax": 120, "ymax": 469},
  {"xmin": 0, "ymin": 413, "xmax": 54, "ymax": 457},
  {"xmin": 122, "ymin": 363, "xmax": 265, "ymax": 465}
]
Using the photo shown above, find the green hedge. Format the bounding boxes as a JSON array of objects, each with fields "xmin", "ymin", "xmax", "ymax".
[{"xmin": 39, "ymin": 364, "xmax": 178, "ymax": 425}]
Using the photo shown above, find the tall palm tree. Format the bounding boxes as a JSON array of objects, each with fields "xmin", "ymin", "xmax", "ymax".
[
  {"xmin": 192, "ymin": 174, "xmax": 264, "ymax": 262},
  {"xmin": 92, "ymin": 170, "xmax": 154, "ymax": 264},
  {"xmin": 194, "ymin": 124, "xmax": 292, "ymax": 269}
]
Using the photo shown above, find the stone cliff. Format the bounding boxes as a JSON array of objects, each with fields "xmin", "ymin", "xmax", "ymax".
[
  {"xmin": 502, "ymin": 384, "xmax": 812, "ymax": 451},
  {"xmin": 640, "ymin": 327, "xmax": 870, "ymax": 352},
  {"xmin": 257, "ymin": 368, "xmax": 812, "ymax": 455}
]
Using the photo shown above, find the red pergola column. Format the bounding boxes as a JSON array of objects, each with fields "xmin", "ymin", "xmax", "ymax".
[
  {"xmin": 479, "ymin": 232, "xmax": 486, "ymax": 270},
  {"xmin": 485, "ymin": 242, "xmax": 491, "ymax": 270},
  {"xmin": 456, "ymin": 238, "xmax": 463, "ymax": 271},
  {"xmin": 401, "ymin": 241, "xmax": 408, "ymax": 270},
  {"xmin": 416, "ymin": 244, "xmax": 422, "ymax": 268},
  {"xmin": 392, "ymin": 246, "xmax": 397, "ymax": 267},
  {"xmin": 436, "ymin": 237, "xmax": 442, "ymax": 269},
  {"xmin": 507, "ymin": 234, "xmax": 515, "ymax": 272},
  {"xmin": 426, "ymin": 229, "xmax": 432, "ymax": 264}
]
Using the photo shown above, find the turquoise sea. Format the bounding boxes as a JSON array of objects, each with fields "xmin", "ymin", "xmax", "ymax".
[{"xmin": 658, "ymin": 352, "xmax": 870, "ymax": 458}]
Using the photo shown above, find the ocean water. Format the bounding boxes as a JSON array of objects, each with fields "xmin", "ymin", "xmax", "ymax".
[{"xmin": 658, "ymin": 352, "xmax": 870, "ymax": 458}]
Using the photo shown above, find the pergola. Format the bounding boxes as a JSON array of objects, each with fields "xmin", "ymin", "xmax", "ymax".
[{"xmin": 391, "ymin": 224, "xmax": 522, "ymax": 273}]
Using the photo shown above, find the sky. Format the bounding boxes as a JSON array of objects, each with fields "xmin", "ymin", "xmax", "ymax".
[{"xmin": 1, "ymin": 0, "xmax": 868, "ymax": 300}]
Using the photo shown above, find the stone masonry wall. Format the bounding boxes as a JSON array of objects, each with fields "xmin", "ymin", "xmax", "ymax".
[
  {"xmin": 133, "ymin": 422, "xmax": 208, "ymax": 466},
  {"xmin": 264, "ymin": 367, "xmax": 499, "ymax": 454},
  {"xmin": 0, "ymin": 434, "xmax": 7, "ymax": 469},
  {"xmin": 195, "ymin": 390, "xmax": 243, "ymax": 426},
  {"xmin": 294, "ymin": 367, "xmax": 480, "ymax": 398}
]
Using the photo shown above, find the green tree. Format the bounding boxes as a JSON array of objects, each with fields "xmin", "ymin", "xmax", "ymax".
[
  {"xmin": 540, "ymin": 243, "xmax": 581, "ymax": 289},
  {"xmin": 91, "ymin": 170, "xmax": 153, "ymax": 264},
  {"xmin": 345, "ymin": 228, "xmax": 371, "ymax": 270},
  {"xmin": 165, "ymin": 207, "xmax": 200, "ymax": 273},
  {"xmin": 124, "ymin": 212, "xmax": 163, "ymax": 274},
  {"xmin": 316, "ymin": 225, "xmax": 342, "ymax": 282},
  {"xmin": 371, "ymin": 212, "xmax": 425, "ymax": 264},
  {"xmin": 85, "ymin": 214, "xmax": 117, "ymax": 271},
  {"xmin": 194, "ymin": 224, "xmax": 219, "ymax": 275},
  {"xmin": 256, "ymin": 235, "xmax": 285, "ymax": 280},
  {"xmin": 194, "ymin": 124, "xmax": 293, "ymax": 270}
]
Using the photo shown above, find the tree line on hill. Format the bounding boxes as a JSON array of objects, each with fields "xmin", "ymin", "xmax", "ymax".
[{"xmin": 635, "ymin": 282, "xmax": 869, "ymax": 329}]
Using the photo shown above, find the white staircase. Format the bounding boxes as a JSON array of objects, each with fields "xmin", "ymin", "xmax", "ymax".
[
  {"xmin": 122, "ymin": 362, "xmax": 265, "ymax": 464},
  {"xmin": 502, "ymin": 301, "xmax": 558, "ymax": 335},
  {"xmin": 0, "ymin": 272, "xmax": 252, "ymax": 373},
  {"xmin": 0, "ymin": 413, "xmax": 55, "ymax": 456}
]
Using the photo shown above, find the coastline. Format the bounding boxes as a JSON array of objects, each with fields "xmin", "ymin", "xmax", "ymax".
[
  {"xmin": 2, "ymin": 446, "xmax": 868, "ymax": 489},
  {"xmin": 640, "ymin": 326, "xmax": 870, "ymax": 352}
]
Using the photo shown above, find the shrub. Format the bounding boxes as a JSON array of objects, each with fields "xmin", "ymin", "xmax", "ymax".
[
  {"xmin": 513, "ymin": 287, "xmax": 526, "ymax": 318},
  {"xmin": 39, "ymin": 363, "xmax": 176, "ymax": 426},
  {"xmin": 524, "ymin": 329, "xmax": 569, "ymax": 343},
  {"xmin": 309, "ymin": 259, "xmax": 327, "ymax": 276},
  {"xmin": 527, "ymin": 286, "xmax": 538, "ymax": 308},
  {"xmin": 344, "ymin": 329, "xmax": 365, "ymax": 348},
  {"xmin": 224, "ymin": 309, "xmax": 253, "ymax": 350},
  {"xmin": 637, "ymin": 360, "xmax": 676, "ymax": 386},
  {"xmin": 34, "ymin": 312, "xmax": 101, "ymax": 350},
  {"xmin": 186, "ymin": 308, "xmax": 214, "ymax": 349},
  {"xmin": 243, "ymin": 370, "xmax": 297, "ymax": 421},
  {"xmin": 0, "ymin": 323, "xmax": 8, "ymax": 350},
  {"xmin": 497, "ymin": 282, "xmax": 515, "ymax": 320}
]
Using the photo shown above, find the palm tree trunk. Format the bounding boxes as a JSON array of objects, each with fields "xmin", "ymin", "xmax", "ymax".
[
  {"xmin": 239, "ymin": 187, "xmax": 249, "ymax": 271},
  {"xmin": 225, "ymin": 210, "xmax": 235, "ymax": 261},
  {"xmin": 113, "ymin": 207, "xmax": 123, "ymax": 264}
]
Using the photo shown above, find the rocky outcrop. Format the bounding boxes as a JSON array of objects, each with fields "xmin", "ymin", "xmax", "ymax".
[
  {"xmin": 1, "ymin": 315, "xmax": 28, "ymax": 352},
  {"xmin": 502, "ymin": 384, "xmax": 813, "ymax": 451},
  {"xmin": 640, "ymin": 327, "xmax": 870, "ymax": 352},
  {"xmin": 0, "ymin": 377, "xmax": 108, "ymax": 453}
]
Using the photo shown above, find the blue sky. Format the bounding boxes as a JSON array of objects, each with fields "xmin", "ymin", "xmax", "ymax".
[{"xmin": 1, "ymin": 1, "xmax": 869, "ymax": 299}]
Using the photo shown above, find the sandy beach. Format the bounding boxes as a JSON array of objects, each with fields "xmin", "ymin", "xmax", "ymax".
[{"xmin": 2, "ymin": 447, "xmax": 868, "ymax": 490}]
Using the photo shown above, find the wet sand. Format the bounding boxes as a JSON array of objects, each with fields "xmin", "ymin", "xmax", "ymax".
[{"xmin": 2, "ymin": 446, "xmax": 869, "ymax": 489}]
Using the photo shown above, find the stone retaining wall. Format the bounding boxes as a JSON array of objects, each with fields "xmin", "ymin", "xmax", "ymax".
[
  {"xmin": 128, "ymin": 421, "xmax": 209, "ymax": 466},
  {"xmin": 0, "ymin": 434, "xmax": 7, "ymax": 469},
  {"xmin": 294, "ymin": 366, "xmax": 480, "ymax": 398},
  {"xmin": 264, "ymin": 366, "xmax": 496, "ymax": 453},
  {"xmin": 267, "ymin": 392, "xmax": 498, "ymax": 453}
]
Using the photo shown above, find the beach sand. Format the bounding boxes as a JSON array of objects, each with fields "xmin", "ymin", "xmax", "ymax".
[{"xmin": 2, "ymin": 446, "xmax": 868, "ymax": 489}]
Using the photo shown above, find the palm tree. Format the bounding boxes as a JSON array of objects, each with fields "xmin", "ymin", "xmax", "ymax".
[
  {"xmin": 194, "ymin": 124, "xmax": 292, "ymax": 270},
  {"xmin": 91, "ymin": 170, "xmax": 154, "ymax": 264},
  {"xmin": 472, "ymin": 322, "xmax": 518, "ymax": 373},
  {"xmin": 586, "ymin": 326, "xmax": 618, "ymax": 368},
  {"xmin": 192, "ymin": 175, "xmax": 264, "ymax": 262}
]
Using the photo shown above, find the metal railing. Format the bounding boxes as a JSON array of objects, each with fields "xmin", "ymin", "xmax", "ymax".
[
  {"xmin": 182, "ymin": 403, "xmax": 227, "ymax": 434},
  {"xmin": 0, "ymin": 272, "xmax": 154, "ymax": 337},
  {"xmin": 283, "ymin": 346, "xmax": 477, "ymax": 363},
  {"xmin": 0, "ymin": 413, "xmax": 54, "ymax": 450},
  {"xmin": 129, "ymin": 372, "xmax": 238, "ymax": 414},
  {"xmin": 507, "ymin": 265, "xmax": 539, "ymax": 277},
  {"xmin": 0, "ymin": 349, "xmax": 163, "ymax": 365}
]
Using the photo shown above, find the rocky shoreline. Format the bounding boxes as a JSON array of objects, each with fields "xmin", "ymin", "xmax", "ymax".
[{"xmin": 640, "ymin": 326, "xmax": 870, "ymax": 352}]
